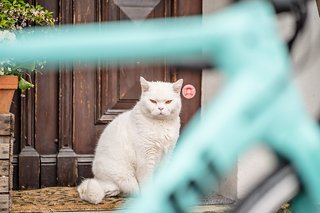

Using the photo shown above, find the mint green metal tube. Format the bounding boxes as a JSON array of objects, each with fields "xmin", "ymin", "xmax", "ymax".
[
  {"xmin": 0, "ymin": 1, "xmax": 284, "ymax": 73},
  {"xmin": 1, "ymin": 15, "xmax": 204, "ymax": 63},
  {"xmin": 263, "ymin": 85, "xmax": 320, "ymax": 211},
  {"xmin": 1, "ymin": 0, "xmax": 319, "ymax": 212}
]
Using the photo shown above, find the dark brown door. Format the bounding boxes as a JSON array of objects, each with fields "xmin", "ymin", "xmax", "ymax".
[{"xmin": 12, "ymin": 0, "xmax": 202, "ymax": 189}]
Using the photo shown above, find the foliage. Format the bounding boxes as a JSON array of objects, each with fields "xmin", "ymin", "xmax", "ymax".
[
  {"xmin": 0, "ymin": 0, "xmax": 54, "ymax": 30},
  {"xmin": 0, "ymin": 0, "xmax": 55, "ymax": 92}
]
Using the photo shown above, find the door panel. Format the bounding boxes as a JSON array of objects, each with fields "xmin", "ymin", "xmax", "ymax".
[
  {"xmin": 96, "ymin": 65, "xmax": 170, "ymax": 125},
  {"xmin": 13, "ymin": 0, "xmax": 202, "ymax": 189},
  {"xmin": 114, "ymin": 0, "xmax": 162, "ymax": 20}
]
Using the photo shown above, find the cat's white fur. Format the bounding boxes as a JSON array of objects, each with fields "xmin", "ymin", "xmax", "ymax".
[{"xmin": 77, "ymin": 77, "xmax": 183, "ymax": 204}]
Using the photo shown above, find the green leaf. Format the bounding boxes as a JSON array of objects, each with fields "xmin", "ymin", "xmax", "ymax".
[{"xmin": 18, "ymin": 77, "xmax": 34, "ymax": 93}]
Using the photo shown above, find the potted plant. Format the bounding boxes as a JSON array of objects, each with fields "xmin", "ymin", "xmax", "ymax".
[{"xmin": 0, "ymin": 0, "xmax": 55, "ymax": 113}]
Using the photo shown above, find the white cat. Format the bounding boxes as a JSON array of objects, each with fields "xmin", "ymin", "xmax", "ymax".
[{"xmin": 77, "ymin": 77, "xmax": 183, "ymax": 204}]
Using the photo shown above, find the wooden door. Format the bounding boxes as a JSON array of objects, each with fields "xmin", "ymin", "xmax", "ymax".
[{"xmin": 12, "ymin": 0, "xmax": 202, "ymax": 189}]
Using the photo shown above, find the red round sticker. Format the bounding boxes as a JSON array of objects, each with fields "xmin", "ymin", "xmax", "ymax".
[{"xmin": 182, "ymin": 84, "xmax": 196, "ymax": 99}]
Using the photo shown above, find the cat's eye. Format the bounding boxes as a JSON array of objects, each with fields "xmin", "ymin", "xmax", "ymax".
[
  {"xmin": 150, "ymin": 99, "xmax": 157, "ymax": 104},
  {"xmin": 165, "ymin": 100, "xmax": 173, "ymax": 104}
]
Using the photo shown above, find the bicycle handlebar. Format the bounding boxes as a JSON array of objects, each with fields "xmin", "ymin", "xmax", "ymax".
[{"xmin": 174, "ymin": 0, "xmax": 309, "ymax": 69}]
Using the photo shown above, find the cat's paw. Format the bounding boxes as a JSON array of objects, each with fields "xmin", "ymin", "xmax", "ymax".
[{"xmin": 77, "ymin": 179, "xmax": 105, "ymax": 204}]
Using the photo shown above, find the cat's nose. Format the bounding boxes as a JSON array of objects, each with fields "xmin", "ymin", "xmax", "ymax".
[{"xmin": 158, "ymin": 107, "xmax": 164, "ymax": 111}]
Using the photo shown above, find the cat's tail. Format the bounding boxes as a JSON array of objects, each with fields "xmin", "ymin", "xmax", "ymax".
[{"xmin": 77, "ymin": 178, "xmax": 120, "ymax": 204}]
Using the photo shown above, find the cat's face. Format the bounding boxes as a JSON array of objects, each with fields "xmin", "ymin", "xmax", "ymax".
[{"xmin": 139, "ymin": 77, "xmax": 183, "ymax": 120}]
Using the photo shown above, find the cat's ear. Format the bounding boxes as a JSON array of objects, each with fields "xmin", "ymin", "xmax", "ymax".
[
  {"xmin": 140, "ymin": 76, "xmax": 149, "ymax": 92},
  {"xmin": 173, "ymin": 79, "xmax": 183, "ymax": 94}
]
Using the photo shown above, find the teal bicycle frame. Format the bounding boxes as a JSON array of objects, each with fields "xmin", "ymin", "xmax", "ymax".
[{"xmin": 1, "ymin": 0, "xmax": 320, "ymax": 212}]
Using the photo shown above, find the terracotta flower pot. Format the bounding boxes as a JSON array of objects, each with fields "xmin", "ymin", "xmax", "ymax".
[{"xmin": 0, "ymin": 75, "xmax": 18, "ymax": 113}]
